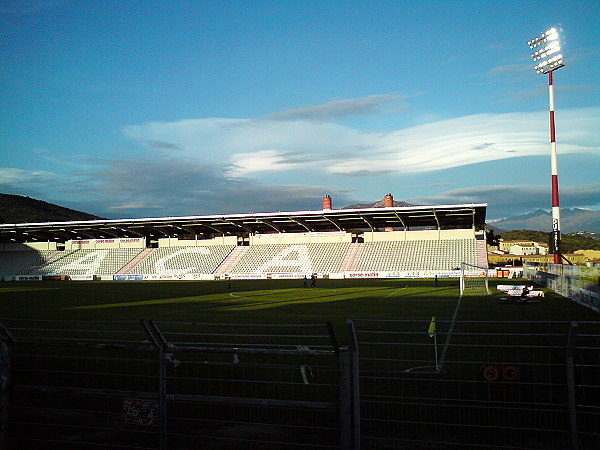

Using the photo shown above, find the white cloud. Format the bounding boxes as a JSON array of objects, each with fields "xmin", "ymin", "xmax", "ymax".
[
  {"xmin": 0, "ymin": 167, "xmax": 58, "ymax": 184},
  {"xmin": 124, "ymin": 105, "xmax": 599, "ymax": 178},
  {"xmin": 2, "ymin": 97, "xmax": 597, "ymax": 220},
  {"xmin": 230, "ymin": 149, "xmax": 303, "ymax": 174}
]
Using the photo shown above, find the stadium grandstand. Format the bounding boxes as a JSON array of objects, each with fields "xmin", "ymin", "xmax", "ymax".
[{"xmin": 0, "ymin": 194, "xmax": 488, "ymax": 281}]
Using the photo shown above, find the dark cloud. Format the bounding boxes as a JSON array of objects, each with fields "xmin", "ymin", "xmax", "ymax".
[
  {"xmin": 408, "ymin": 184, "xmax": 600, "ymax": 220},
  {"xmin": 339, "ymin": 169, "xmax": 397, "ymax": 177},
  {"xmin": 272, "ymin": 150, "xmax": 307, "ymax": 165},
  {"xmin": 471, "ymin": 143, "xmax": 494, "ymax": 151},
  {"xmin": 143, "ymin": 140, "xmax": 180, "ymax": 150},
  {"xmin": 264, "ymin": 94, "xmax": 409, "ymax": 122},
  {"xmin": 88, "ymin": 157, "xmax": 355, "ymax": 218}
]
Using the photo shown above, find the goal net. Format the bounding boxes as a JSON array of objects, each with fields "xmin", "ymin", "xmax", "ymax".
[{"xmin": 460, "ymin": 262, "xmax": 491, "ymax": 296}]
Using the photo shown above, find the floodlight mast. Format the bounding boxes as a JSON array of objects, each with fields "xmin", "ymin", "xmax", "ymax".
[{"xmin": 528, "ymin": 27, "xmax": 565, "ymax": 264}]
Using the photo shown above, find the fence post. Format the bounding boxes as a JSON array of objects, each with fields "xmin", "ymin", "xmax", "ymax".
[
  {"xmin": 339, "ymin": 347, "xmax": 352, "ymax": 450},
  {"xmin": 0, "ymin": 341, "xmax": 9, "ymax": 450},
  {"xmin": 347, "ymin": 320, "xmax": 360, "ymax": 450},
  {"xmin": 157, "ymin": 341, "xmax": 167, "ymax": 450},
  {"xmin": 0, "ymin": 323, "xmax": 15, "ymax": 450},
  {"xmin": 141, "ymin": 320, "xmax": 167, "ymax": 450},
  {"xmin": 566, "ymin": 321, "xmax": 579, "ymax": 450}
]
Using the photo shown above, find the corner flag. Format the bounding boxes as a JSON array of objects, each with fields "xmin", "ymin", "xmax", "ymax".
[{"xmin": 428, "ymin": 316, "xmax": 436, "ymax": 337}]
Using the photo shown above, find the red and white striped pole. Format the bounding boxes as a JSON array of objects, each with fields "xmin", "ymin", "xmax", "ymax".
[
  {"xmin": 548, "ymin": 70, "xmax": 561, "ymax": 263},
  {"xmin": 529, "ymin": 27, "xmax": 565, "ymax": 264}
]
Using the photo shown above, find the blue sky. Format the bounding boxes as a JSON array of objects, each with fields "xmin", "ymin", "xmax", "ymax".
[{"xmin": 1, "ymin": 0, "xmax": 598, "ymax": 221}]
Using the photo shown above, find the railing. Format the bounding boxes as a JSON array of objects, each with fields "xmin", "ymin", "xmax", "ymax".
[
  {"xmin": 348, "ymin": 319, "xmax": 600, "ymax": 449},
  {"xmin": 1, "ymin": 319, "xmax": 599, "ymax": 449},
  {"xmin": 0, "ymin": 319, "xmax": 353, "ymax": 449}
]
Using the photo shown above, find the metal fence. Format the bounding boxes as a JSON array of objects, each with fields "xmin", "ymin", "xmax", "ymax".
[
  {"xmin": 348, "ymin": 319, "xmax": 600, "ymax": 449},
  {"xmin": 0, "ymin": 319, "xmax": 352, "ymax": 449},
  {"xmin": 1, "ymin": 319, "xmax": 599, "ymax": 449}
]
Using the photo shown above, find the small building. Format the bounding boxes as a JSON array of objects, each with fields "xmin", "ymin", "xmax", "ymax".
[
  {"xmin": 499, "ymin": 240, "xmax": 548, "ymax": 255},
  {"xmin": 521, "ymin": 253, "xmax": 587, "ymax": 265}
]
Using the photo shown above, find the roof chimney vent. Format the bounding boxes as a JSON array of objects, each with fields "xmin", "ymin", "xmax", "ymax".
[{"xmin": 384, "ymin": 193, "xmax": 394, "ymax": 208}]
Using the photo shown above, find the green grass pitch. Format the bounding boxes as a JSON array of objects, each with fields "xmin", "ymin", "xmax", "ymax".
[
  {"xmin": 0, "ymin": 278, "xmax": 593, "ymax": 339},
  {"xmin": 2, "ymin": 277, "xmax": 597, "ymax": 449}
]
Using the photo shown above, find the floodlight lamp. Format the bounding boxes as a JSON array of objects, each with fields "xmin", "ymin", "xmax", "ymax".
[
  {"xmin": 528, "ymin": 27, "xmax": 565, "ymax": 73},
  {"xmin": 535, "ymin": 54, "xmax": 564, "ymax": 73},
  {"xmin": 531, "ymin": 42, "xmax": 561, "ymax": 61},
  {"xmin": 528, "ymin": 37, "xmax": 543, "ymax": 48}
]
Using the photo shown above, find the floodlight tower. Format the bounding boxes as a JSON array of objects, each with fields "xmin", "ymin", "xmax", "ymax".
[{"xmin": 528, "ymin": 27, "xmax": 565, "ymax": 264}]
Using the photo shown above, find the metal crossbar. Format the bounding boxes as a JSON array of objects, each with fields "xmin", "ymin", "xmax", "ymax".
[
  {"xmin": 1, "ymin": 319, "xmax": 598, "ymax": 449},
  {"xmin": 1, "ymin": 320, "xmax": 351, "ymax": 449},
  {"xmin": 350, "ymin": 319, "xmax": 600, "ymax": 449}
]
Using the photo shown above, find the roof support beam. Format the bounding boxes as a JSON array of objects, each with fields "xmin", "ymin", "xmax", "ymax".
[
  {"xmin": 432, "ymin": 210, "xmax": 441, "ymax": 230},
  {"xmin": 221, "ymin": 219, "xmax": 253, "ymax": 233},
  {"xmin": 358, "ymin": 214, "xmax": 375, "ymax": 231},
  {"xmin": 393, "ymin": 212, "xmax": 408, "ymax": 230},
  {"xmin": 101, "ymin": 227, "xmax": 125, "ymax": 238},
  {"xmin": 257, "ymin": 219, "xmax": 282, "ymax": 233},
  {"xmin": 323, "ymin": 215, "xmax": 343, "ymax": 231},
  {"xmin": 117, "ymin": 227, "xmax": 145, "ymax": 237},
  {"xmin": 287, "ymin": 217, "xmax": 313, "ymax": 232}
]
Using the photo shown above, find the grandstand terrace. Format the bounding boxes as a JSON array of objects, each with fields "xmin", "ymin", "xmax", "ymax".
[{"xmin": 0, "ymin": 200, "xmax": 488, "ymax": 280}]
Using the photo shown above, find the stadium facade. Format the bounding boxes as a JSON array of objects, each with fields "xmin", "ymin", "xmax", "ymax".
[{"xmin": 0, "ymin": 195, "xmax": 489, "ymax": 281}]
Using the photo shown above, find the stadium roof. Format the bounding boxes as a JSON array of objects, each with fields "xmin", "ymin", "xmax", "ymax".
[{"xmin": 0, "ymin": 203, "xmax": 487, "ymax": 243}]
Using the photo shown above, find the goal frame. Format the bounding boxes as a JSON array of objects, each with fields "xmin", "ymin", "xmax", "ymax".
[{"xmin": 460, "ymin": 262, "xmax": 491, "ymax": 295}]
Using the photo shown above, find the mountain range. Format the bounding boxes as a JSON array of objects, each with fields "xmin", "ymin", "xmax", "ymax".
[
  {"xmin": 1, "ymin": 193, "xmax": 599, "ymax": 234},
  {"xmin": 343, "ymin": 199, "xmax": 414, "ymax": 209},
  {"xmin": 346, "ymin": 198, "xmax": 600, "ymax": 234},
  {"xmin": 489, "ymin": 208, "xmax": 600, "ymax": 234}
]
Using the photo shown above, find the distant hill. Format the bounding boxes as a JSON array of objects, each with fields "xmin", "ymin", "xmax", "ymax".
[
  {"xmin": 0, "ymin": 193, "xmax": 103, "ymax": 224},
  {"xmin": 344, "ymin": 198, "xmax": 415, "ymax": 209},
  {"xmin": 489, "ymin": 208, "xmax": 600, "ymax": 234},
  {"xmin": 492, "ymin": 229, "xmax": 600, "ymax": 252}
]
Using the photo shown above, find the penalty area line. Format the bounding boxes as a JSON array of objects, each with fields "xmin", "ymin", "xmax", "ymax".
[{"xmin": 382, "ymin": 286, "xmax": 409, "ymax": 299}]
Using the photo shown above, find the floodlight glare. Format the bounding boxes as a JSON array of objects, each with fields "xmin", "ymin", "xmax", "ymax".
[
  {"xmin": 526, "ymin": 27, "xmax": 566, "ymax": 263},
  {"xmin": 528, "ymin": 27, "xmax": 565, "ymax": 74}
]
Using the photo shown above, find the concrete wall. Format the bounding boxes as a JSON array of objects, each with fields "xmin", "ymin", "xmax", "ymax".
[
  {"xmin": 363, "ymin": 229, "xmax": 475, "ymax": 242},
  {"xmin": 250, "ymin": 232, "xmax": 352, "ymax": 245},
  {"xmin": 65, "ymin": 238, "xmax": 146, "ymax": 250},
  {"xmin": 0, "ymin": 242, "xmax": 58, "ymax": 251},
  {"xmin": 158, "ymin": 236, "xmax": 238, "ymax": 247}
]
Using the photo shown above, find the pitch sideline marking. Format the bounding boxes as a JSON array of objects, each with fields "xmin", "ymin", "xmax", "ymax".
[{"xmin": 437, "ymin": 293, "xmax": 463, "ymax": 371}]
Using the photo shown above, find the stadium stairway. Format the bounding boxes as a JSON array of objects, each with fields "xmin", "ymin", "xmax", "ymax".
[
  {"xmin": 116, "ymin": 248, "xmax": 156, "ymax": 275},
  {"xmin": 213, "ymin": 246, "xmax": 249, "ymax": 275},
  {"xmin": 21, "ymin": 250, "xmax": 61, "ymax": 275},
  {"xmin": 476, "ymin": 238, "xmax": 489, "ymax": 268},
  {"xmin": 339, "ymin": 242, "xmax": 364, "ymax": 272}
]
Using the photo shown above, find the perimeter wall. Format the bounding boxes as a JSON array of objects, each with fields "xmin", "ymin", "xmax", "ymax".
[{"xmin": 524, "ymin": 262, "xmax": 600, "ymax": 313}]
